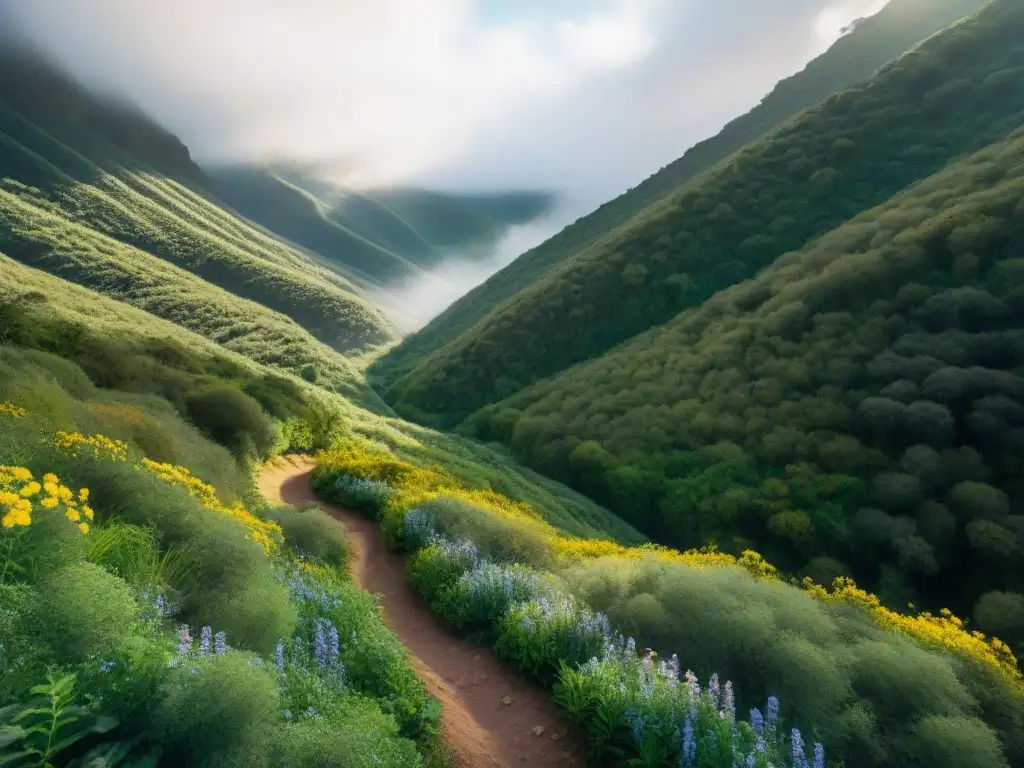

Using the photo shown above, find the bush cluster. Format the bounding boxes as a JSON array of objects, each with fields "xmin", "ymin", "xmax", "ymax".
[{"xmin": 0, "ymin": 353, "xmax": 434, "ymax": 767}]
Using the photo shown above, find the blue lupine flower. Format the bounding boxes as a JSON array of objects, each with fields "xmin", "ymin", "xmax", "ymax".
[
  {"xmin": 155, "ymin": 594, "xmax": 166, "ymax": 615},
  {"xmin": 306, "ymin": 706, "xmax": 319, "ymax": 718},
  {"xmin": 684, "ymin": 670, "xmax": 700, "ymax": 698},
  {"xmin": 746, "ymin": 755, "xmax": 756, "ymax": 768},
  {"xmin": 708, "ymin": 673, "xmax": 720, "ymax": 708},
  {"xmin": 626, "ymin": 636, "xmax": 636, "ymax": 653},
  {"xmin": 681, "ymin": 716, "xmax": 695, "ymax": 767},
  {"xmin": 792, "ymin": 728, "xmax": 808, "ymax": 768},
  {"xmin": 99, "ymin": 660, "xmax": 116, "ymax": 672},
  {"xmin": 723, "ymin": 680, "xmax": 735, "ymax": 721},
  {"xmin": 200, "ymin": 626, "xmax": 212, "ymax": 654},
  {"xmin": 813, "ymin": 743, "xmax": 825, "ymax": 768},
  {"xmin": 314, "ymin": 620, "xmax": 328, "ymax": 667},
  {"xmin": 766, "ymin": 696, "xmax": 780, "ymax": 729},
  {"xmin": 328, "ymin": 624, "xmax": 340, "ymax": 664},
  {"xmin": 275, "ymin": 639, "xmax": 285, "ymax": 670},
  {"xmin": 177, "ymin": 624, "xmax": 192, "ymax": 655},
  {"xmin": 750, "ymin": 707, "xmax": 764, "ymax": 735},
  {"xmin": 282, "ymin": 709, "xmax": 292, "ymax": 721},
  {"xmin": 214, "ymin": 631, "xmax": 227, "ymax": 654}
]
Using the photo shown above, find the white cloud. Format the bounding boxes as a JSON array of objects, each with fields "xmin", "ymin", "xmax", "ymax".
[{"xmin": 2, "ymin": 0, "xmax": 883, "ymax": 192}]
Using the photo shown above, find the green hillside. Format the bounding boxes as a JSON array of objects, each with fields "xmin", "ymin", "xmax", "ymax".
[
  {"xmin": 466, "ymin": 123, "xmax": 1024, "ymax": 660},
  {"xmin": 370, "ymin": 0, "xmax": 990, "ymax": 391},
  {"xmin": 382, "ymin": 0, "xmax": 1024, "ymax": 425},
  {"xmin": 208, "ymin": 164, "xmax": 552, "ymax": 286}
]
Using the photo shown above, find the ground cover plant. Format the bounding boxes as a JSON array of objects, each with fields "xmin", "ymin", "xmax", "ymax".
[
  {"xmin": 0, "ymin": 351, "xmax": 442, "ymax": 767},
  {"xmin": 313, "ymin": 439, "xmax": 1024, "ymax": 768}
]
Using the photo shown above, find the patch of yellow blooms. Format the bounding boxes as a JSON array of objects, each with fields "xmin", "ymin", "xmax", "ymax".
[
  {"xmin": 1, "ymin": 466, "xmax": 93, "ymax": 533},
  {"xmin": 140, "ymin": 458, "xmax": 283, "ymax": 555},
  {"xmin": 315, "ymin": 441, "xmax": 1021, "ymax": 689},
  {"xmin": 0, "ymin": 402, "xmax": 27, "ymax": 418},
  {"xmin": 52, "ymin": 431, "xmax": 130, "ymax": 461},
  {"xmin": 804, "ymin": 577, "xmax": 1022, "ymax": 692}
]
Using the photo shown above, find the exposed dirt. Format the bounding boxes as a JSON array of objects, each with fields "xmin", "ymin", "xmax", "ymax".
[{"xmin": 258, "ymin": 455, "xmax": 588, "ymax": 768}]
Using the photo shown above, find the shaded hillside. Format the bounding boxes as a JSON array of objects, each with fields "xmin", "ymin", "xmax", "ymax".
[
  {"xmin": 208, "ymin": 164, "xmax": 552, "ymax": 286},
  {"xmin": 381, "ymin": 0, "xmax": 1024, "ymax": 424},
  {"xmin": 0, "ymin": 48, "xmax": 396, "ymax": 402},
  {"xmin": 371, "ymin": 0, "xmax": 989, "ymax": 390},
  {"xmin": 467, "ymin": 125, "xmax": 1024, "ymax": 660}
]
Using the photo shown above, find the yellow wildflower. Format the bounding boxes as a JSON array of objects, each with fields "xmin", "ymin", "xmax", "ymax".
[
  {"xmin": 82, "ymin": 505, "xmax": 95, "ymax": 521},
  {"xmin": 42, "ymin": 473, "xmax": 58, "ymax": 485},
  {"xmin": 18, "ymin": 482, "xmax": 41, "ymax": 498},
  {"xmin": 77, "ymin": 523, "xmax": 89, "ymax": 534},
  {"xmin": 0, "ymin": 402, "xmax": 26, "ymax": 418},
  {"xmin": 66, "ymin": 508, "xmax": 81, "ymax": 522},
  {"xmin": 43, "ymin": 482, "xmax": 58, "ymax": 495},
  {"xmin": 78, "ymin": 488, "xmax": 89, "ymax": 501},
  {"xmin": 39, "ymin": 496, "xmax": 58, "ymax": 509}
]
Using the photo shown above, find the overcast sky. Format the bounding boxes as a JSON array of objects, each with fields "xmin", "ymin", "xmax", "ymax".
[{"xmin": 2, "ymin": 0, "xmax": 886, "ymax": 206}]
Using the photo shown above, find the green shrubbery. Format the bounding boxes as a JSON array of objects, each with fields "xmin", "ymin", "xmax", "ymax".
[{"xmin": 0, "ymin": 350, "xmax": 438, "ymax": 767}]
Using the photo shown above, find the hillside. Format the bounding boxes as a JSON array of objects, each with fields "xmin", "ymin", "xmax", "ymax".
[
  {"xmin": 370, "ymin": 0, "xmax": 990, "ymax": 391},
  {"xmin": 465, "ymin": 123, "xmax": 1024, "ymax": 660},
  {"xmin": 208, "ymin": 164, "xmax": 552, "ymax": 287},
  {"xmin": 381, "ymin": 0, "xmax": 1024, "ymax": 425},
  {"xmin": 0, "ymin": 48, "xmax": 415, "ymax": 406}
]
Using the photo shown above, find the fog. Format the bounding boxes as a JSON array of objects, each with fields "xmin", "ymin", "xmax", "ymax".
[{"xmin": 0, "ymin": 0, "xmax": 888, "ymax": 325}]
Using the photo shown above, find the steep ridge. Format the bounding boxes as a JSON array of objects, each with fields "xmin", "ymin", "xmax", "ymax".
[
  {"xmin": 381, "ymin": 0, "xmax": 1024, "ymax": 425},
  {"xmin": 0, "ymin": 48, "xmax": 397, "ymax": 399},
  {"xmin": 370, "ymin": 0, "xmax": 990, "ymax": 391},
  {"xmin": 209, "ymin": 165, "xmax": 553, "ymax": 288},
  {"xmin": 465, "ymin": 125, "xmax": 1024, "ymax": 659}
]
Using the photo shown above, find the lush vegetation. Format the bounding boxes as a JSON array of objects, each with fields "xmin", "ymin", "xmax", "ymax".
[
  {"xmin": 459, "ymin": 119, "xmax": 1024, "ymax": 668},
  {"xmin": 378, "ymin": 0, "xmax": 1024, "ymax": 423},
  {"xmin": 369, "ymin": 0, "xmax": 989, "ymax": 393},
  {"xmin": 210, "ymin": 165, "xmax": 551, "ymax": 285},
  {"xmin": 0, "ymin": 346, "xmax": 446, "ymax": 767},
  {"xmin": 0, "ymin": 49, "xmax": 402, "ymax": 402},
  {"xmin": 312, "ymin": 440, "xmax": 1023, "ymax": 768}
]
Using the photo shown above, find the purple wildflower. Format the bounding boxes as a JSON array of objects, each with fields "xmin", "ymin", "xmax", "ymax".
[
  {"xmin": 746, "ymin": 755, "xmax": 756, "ymax": 768},
  {"xmin": 155, "ymin": 594, "xmax": 166, "ymax": 615},
  {"xmin": 200, "ymin": 626, "xmax": 212, "ymax": 655},
  {"xmin": 792, "ymin": 728, "xmax": 808, "ymax": 768},
  {"xmin": 750, "ymin": 708, "xmax": 764, "ymax": 735},
  {"xmin": 723, "ymin": 680, "xmax": 735, "ymax": 721},
  {"xmin": 214, "ymin": 631, "xmax": 227, "ymax": 654},
  {"xmin": 99, "ymin": 660, "xmax": 115, "ymax": 672},
  {"xmin": 813, "ymin": 743, "xmax": 825, "ymax": 768},
  {"xmin": 177, "ymin": 624, "xmax": 192, "ymax": 655},
  {"xmin": 766, "ymin": 696, "xmax": 780, "ymax": 730},
  {"xmin": 328, "ymin": 624, "xmax": 340, "ymax": 665},
  {"xmin": 275, "ymin": 640, "xmax": 285, "ymax": 670},
  {"xmin": 684, "ymin": 669, "xmax": 700, "ymax": 698},
  {"xmin": 708, "ymin": 673, "xmax": 720, "ymax": 708},
  {"xmin": 680, "ymin": 716, "xmax": 696, "ymax": 767},
  {"xmin": 314, "ymin": 621, "xmax": 328, "ymax": 667}
]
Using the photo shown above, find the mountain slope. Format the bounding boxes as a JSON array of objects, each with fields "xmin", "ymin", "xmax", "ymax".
[
  {"xmin": 466, "ymin": 124, "xmax": 1024, "ymax": 660},
  {"xmin": 371, "ymin": 0, "xmax": 990, "ymax": 391},
  {"xmin": 0, "ymin": 48, "xmax": 398, "ymax": 402},
  {"xmin": 380, "ymin": 0, "xmax": 1024, "ymax": 424},
  {"xmin": 208, "ymin": 165, "xmax": 552, "ymax": 287}
]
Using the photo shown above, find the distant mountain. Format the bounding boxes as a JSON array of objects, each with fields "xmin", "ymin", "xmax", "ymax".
[
  {"xmin": 0, "ymin": 46, "xmax": 392, "ymax": 403},
  {"xmin": 207, "ymin": 164, "xmax": 553, "ymax": 287},
  {"xmin": 378, "ymin": 0, "xmax": 1022, "ymax": 425},
  {"xmin": 370, "ymin": 0, "xmax": 991, "ymax": 392}
]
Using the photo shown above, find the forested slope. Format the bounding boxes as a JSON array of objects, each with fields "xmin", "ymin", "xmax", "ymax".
[
  {"xmin": 370, "ymin": 0, "xmax": 989, "ymax": 391},
  {"xmin": 466, "ymin": 124, "xmax": 1024, "ymax": 660}
]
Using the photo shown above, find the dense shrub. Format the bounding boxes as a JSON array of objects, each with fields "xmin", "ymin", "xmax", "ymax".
[
  {"xmin": 266, "ymin": 504, "xmax": 349, "ymax": 569},
  {"xmin": 33, "ymin": 562, "xmax": 140, "ymax": 664},
  {"xmin": 184, "ymin": 384, "xmax": 277, "ymax": 459},
  {"xmin": 156, "ymin": 650, "xmax": 280, "ymax": 768}
]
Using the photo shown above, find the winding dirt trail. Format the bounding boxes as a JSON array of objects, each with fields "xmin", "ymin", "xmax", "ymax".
[{"xmin": 259, "ymin": 455, "xmax": 587, "ymax": 768}]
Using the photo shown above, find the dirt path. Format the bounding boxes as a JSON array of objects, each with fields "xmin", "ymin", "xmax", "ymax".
[{"xmin": 259, "ymin": 455, "xmax": 587, "ymax": 768}]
